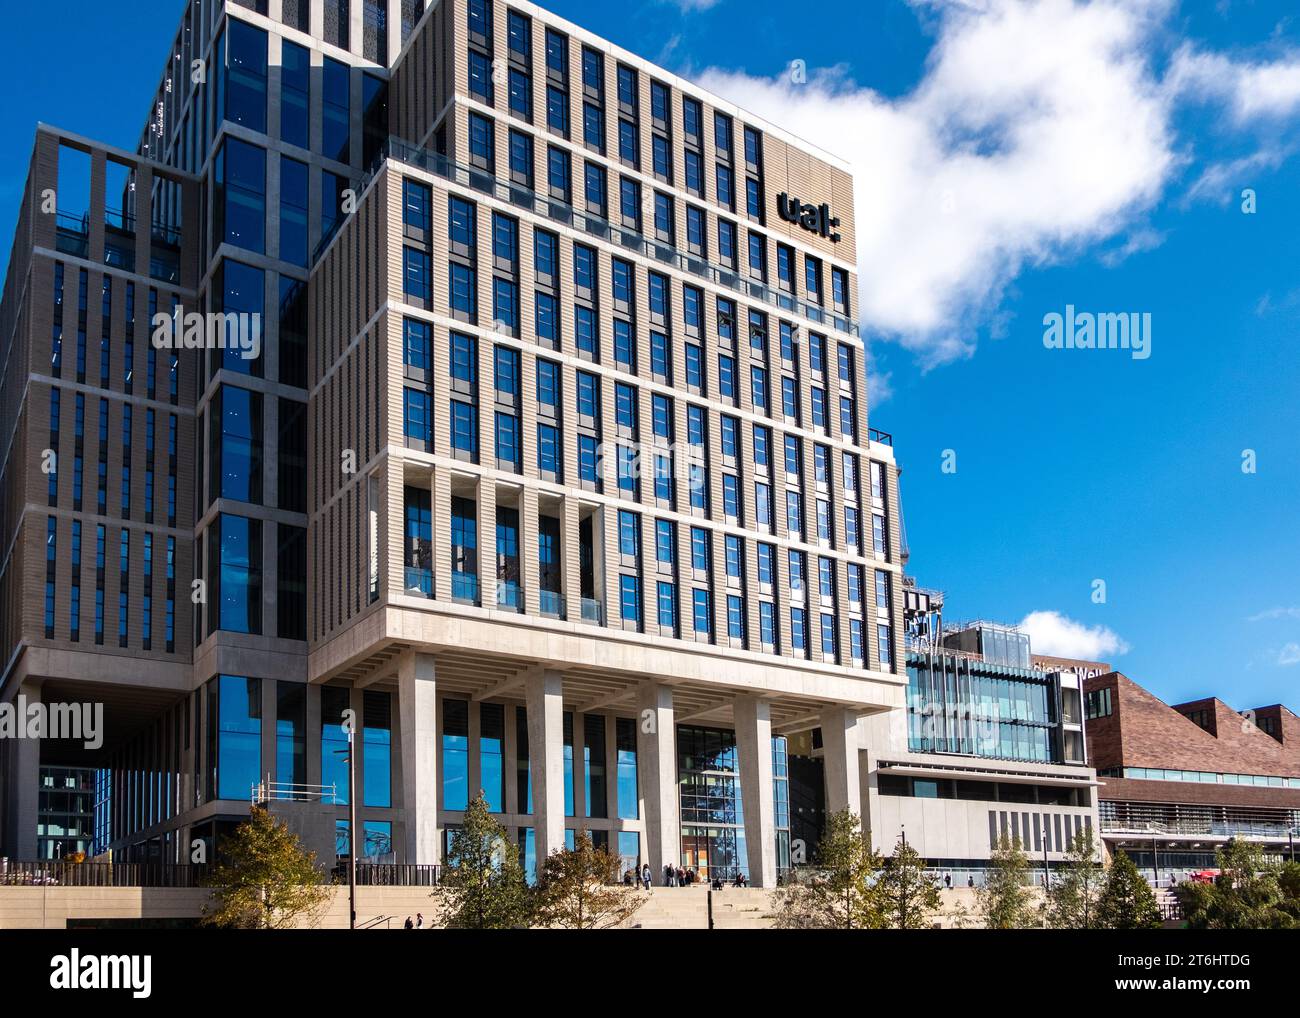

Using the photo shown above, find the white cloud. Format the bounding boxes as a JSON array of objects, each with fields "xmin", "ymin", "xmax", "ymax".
[
  {"xmin": 1168, "ymin": 45, "xmax": 1300, "ymax": 125},
  {"xmin": 689, "ymin": 0, "xmax": 1300, "ymax": 372},
  {"xmin": 1098, "ymin": 227, "xmax": 1168, "ymax": 268},
  {"xmin": 1248, "ymin": 607, "xmax": 1300, "ymax": 622},
  {"xmin": 698, "ymin": 0, "xmax": 1177, "ymax": 367},
  {"xmin": 1183, "ymin": 147, "xmax": 1290, "ymax": 207},
  {"xmin": 1279, "ymin": 643, "xmax": 1300, "ymax": 666},
  {"xmin": 1019, "ymin": 610, "xmax": 1130, "ymax": 661}
]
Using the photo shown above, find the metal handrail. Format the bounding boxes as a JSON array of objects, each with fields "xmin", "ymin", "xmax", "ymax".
[{"xmin": 0, "ymin": 861, "xmax": 211, "ymax": 887}]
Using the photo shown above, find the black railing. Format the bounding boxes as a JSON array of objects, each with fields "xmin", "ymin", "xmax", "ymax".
[
  {"xmin": 333, "ymin": 862, "xmax": 441, "ymax": 887},
  {"xmin": 0, "ymin": 861, "xmax": 211, "ymax": 888},
  {"xmin": 868, "ymin": 427, "xmax": 893, "ymax": 447}
]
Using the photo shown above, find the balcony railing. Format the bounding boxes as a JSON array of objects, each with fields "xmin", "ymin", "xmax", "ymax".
[
  {"xmin": 868, "ymin": 427, "xmax": 893, "ymax": 447},
  {"xmin": 538, "ymin": 588, "xmax": 565, "ymax": 619},
  {"xmin": 104, "ymin": 207, "xmax": 134, "ymax": 233},
  {"xmin": 451, "ymin": 572, "xmax": 479, "ymax": 604},
  {"xmin": 54, "ymin": 211, "xmax": 89, "ymax": 258},
  {"xmin": 404, "ymin": 566, "xmax": 434, "ymax": 597},
  {"xmin": 318, "ymin": 137, "xmax": 862, "ymax": 339},
  {"xmin": 496, "ymin": 580, "xmax": 522, "ymax": 611},
  {"xmin": 581, "ymin": 598, "xmax": 604, "ymax": 624}
]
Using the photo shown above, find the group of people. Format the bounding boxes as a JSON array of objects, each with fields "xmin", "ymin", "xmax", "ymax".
[
  {"xmin": 402, "ymin": 913, "xmax": 426, "ymax": 929},
  {"xmin": 621, "ymin": 863, "xmax": 655, "ymax": 890},
  {"xmin": 663, "ymin": 863, "xmax": 747, "ymax": 888},
  {"xmin": 619, "ymin": 863, "xmax": 751, "ymax": 888}
]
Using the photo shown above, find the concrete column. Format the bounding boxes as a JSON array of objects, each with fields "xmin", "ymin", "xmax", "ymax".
[
  {"xmin": 571, "ymin": 710, "xmax": 586, "ymax": 821},
  {"xmin": 821, "ymin": 706, "xmax": 862, "ymax": 817},
  {"xmin": 735, "ymin": 696, "xmax": 777, "ymax": 887},
  {"xmin": 526, "ymin": 670, "xmax": 565, "ymax": 864},
  {"xmin": 305, "ymin": 684, "xmax": 322, "ymax": 786},
  {"xmin": 637, "ymin": 682, "xmax": 679, "ymax": 881},
  {"xmin": 397, "ymin": 652, "xmax": 439, "ymax": 864},
  {"xmin": 467, "ymin": 700, "xmax": 482, "ymax": 803},
  {"xmin": 349, "ymin": 684, "xmax": 365, "ymax": 812},
  {"xmin": 258, "ymin": 677, "xmax": 277, "ymax": 798},
  {"xmin": 3, "ymin": 683, "xmax": 42, "ymax": 859}
]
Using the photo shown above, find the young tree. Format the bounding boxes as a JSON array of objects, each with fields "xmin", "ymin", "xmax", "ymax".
[
  {"xmin": 1097, "ymin": 850, "xmax": 1162, "ymax": 929},
  {"xmin": 1043, "ymin": 828, "xmax": 1105, "ymax": 929},
  {"xmin": 533, "ymin": 830, "xmax": 647, "ymax": 929},
  {"xmin": 1179, "ymin": 839, "xmax": 1294, "ymax": 929},
  {"xmin": 875, "ymin": 835, "xmax": 942, "ymax": 929},
  {"xmin": 438, "ymin": 792, "xmax": 533, "ymax": 929},
  {"xmin": 771, "ymin": 808, "xmax": 884, "ymax": 929},
  {"xmin": 978, "ymin": 835, "xmax": 1038, "ymax": 929},
  {"xmin": 202, "ymin": 805, "xmax": 332, "ymax": 929}
]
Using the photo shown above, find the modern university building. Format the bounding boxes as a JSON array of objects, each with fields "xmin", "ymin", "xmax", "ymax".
[{"xmin": 0, "ymin": 0, "xmax": 906, "ymax": 888}]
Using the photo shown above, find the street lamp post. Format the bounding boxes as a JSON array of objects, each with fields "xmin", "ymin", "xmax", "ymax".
[
  {"xmin": 334, "ymin": 736, "xmax": 357, "ymax": 931},
  {"xmin": 900, "ymin": 825, "xmax": 908, "ymax": 930},
  {"xmin": 348, "ymin": 729, "xmax": 357, "ymax": 930}
]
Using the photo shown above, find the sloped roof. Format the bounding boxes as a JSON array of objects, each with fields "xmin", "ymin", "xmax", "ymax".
[{"xmin": 1085, "ymin": 672, "xmax": 1300, "ymax": 778}]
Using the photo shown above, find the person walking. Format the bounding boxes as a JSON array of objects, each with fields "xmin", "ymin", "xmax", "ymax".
[{"xmin": 642, "ymin": 863, "xmax": 652, "ymax": 890}]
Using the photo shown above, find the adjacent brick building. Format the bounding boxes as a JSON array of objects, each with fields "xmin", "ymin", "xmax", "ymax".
[{"xmin": 1085, "ymin": 671, "xmax": 1300, "ymax": 875}]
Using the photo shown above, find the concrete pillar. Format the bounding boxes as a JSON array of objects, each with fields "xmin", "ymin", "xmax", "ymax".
[
  {"xmin": 259, "ymin": 677, "xmax": 276, "ymax": 798},
  {"xmin": 397, "ymin": 652, "xmax": 439, "ymax": 865},
  {"xmin": 3, "ymin": 683, "xmax": 42, "ymax": 859},
  {"xmin": 637, "ymin": 682, "xmax": 679, "ymax": 881},
  {"xmin": 305, "ymin": 684, "xmax": 322, "ymax": 786},
  {"xmin": 526, "ymin": 670, "xmax": 565, "ymax": 865},
  {"xmin": 821, "ymin": 706, "xmax": 862, "ymax": 817},
  {"xmin": 735, "ymin": 696, "xmax": 777, "ymax": 887}
]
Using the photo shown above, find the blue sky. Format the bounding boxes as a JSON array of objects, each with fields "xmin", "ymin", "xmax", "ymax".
[{"xmin": 1, "ymin": 0, "xmax": 1297, "ymax": 710}]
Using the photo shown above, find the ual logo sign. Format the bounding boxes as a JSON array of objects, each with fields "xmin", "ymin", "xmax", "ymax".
[{"xmin": 776, "ymin": 193, "xmax": 841, "ymax": 243}]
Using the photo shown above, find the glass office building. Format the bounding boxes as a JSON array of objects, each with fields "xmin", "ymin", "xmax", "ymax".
[{"xmin": 0, "ymin": 1, "xmax": 904, "ymax": 889}]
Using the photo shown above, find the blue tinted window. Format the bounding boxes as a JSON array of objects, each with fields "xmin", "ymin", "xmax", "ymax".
[
  {"xmin": 217, "ymin": 514, "xmax": 261, "ymax": 633},
  {"xmin": 281, "ymin": 40, "xmax": 310, "ymax": 148},
  {"xmin": 217, "ymin": 137, "xmax": 265, "ymax": 254},
  {"xmin": 217, "ymin": 675, "xmax": 262, "ymax": 800},
  {"xmin": 403, "ymin": 247, "xmax": 431, "ymax": 302},
  {"xmin": 323, "ymin": 58, "xmax": 350, "ymax": 162},
  {"xmin": 218, "ymin": 385, "xmax": 261, "ymax": 503},
  {"xmin": 363, "ymin": 692, "xmax": 392, "ymax": 808},
  {"xmin": 224, "ymin": 20, "xmax": 268, "ymax": 132},
  {"xmin": 279, "ymin": 156, "xmax": 309, "ymax": 266}
]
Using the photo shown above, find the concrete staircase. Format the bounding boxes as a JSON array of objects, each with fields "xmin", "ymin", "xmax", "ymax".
[{"xmin": 624, "ymin": 886, "xmax": 776, "ymax": 929}]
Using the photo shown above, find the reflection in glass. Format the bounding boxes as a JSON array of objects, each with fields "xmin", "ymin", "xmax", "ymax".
[{"xmin": 216, "ymin": 675, "xmax": 261, "ymax": 800}]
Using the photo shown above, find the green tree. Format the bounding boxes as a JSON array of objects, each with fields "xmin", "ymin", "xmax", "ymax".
[
  {"xmin": 201, "ymin": 805, "xmax": 332, "ymax": 929},
  {"xmin": 876, "ymin": 835, "xmax": 942, "ymax": 929},
  {"xmin": 1043, "ymin": 829, "xmax": 1105, "ymax": 929},
  {"xmin": 533, "ymin": 829, "xmax": 647, "ymax": 929},
  {"xmin": 1279, "ymin": 860, "xmax": 1300, "ymax": 921},
  {"xmin": 438, "ymin": 792, "xmax": 533, "ymax": 929},
  {"xmin": 771, "ymin": 808, "xmax": 884, "ymax": 929},
  {"xmin": 1178, "ymin": 839, "xmax": 1294, "ymax": 929},
  {"xmin": 978, "ymin": 835, "xmax": 1038, "ymax": 929},
  {"xmin": 1098, "ymin": 850, "xmax": 1162, "ymax": 929}
]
